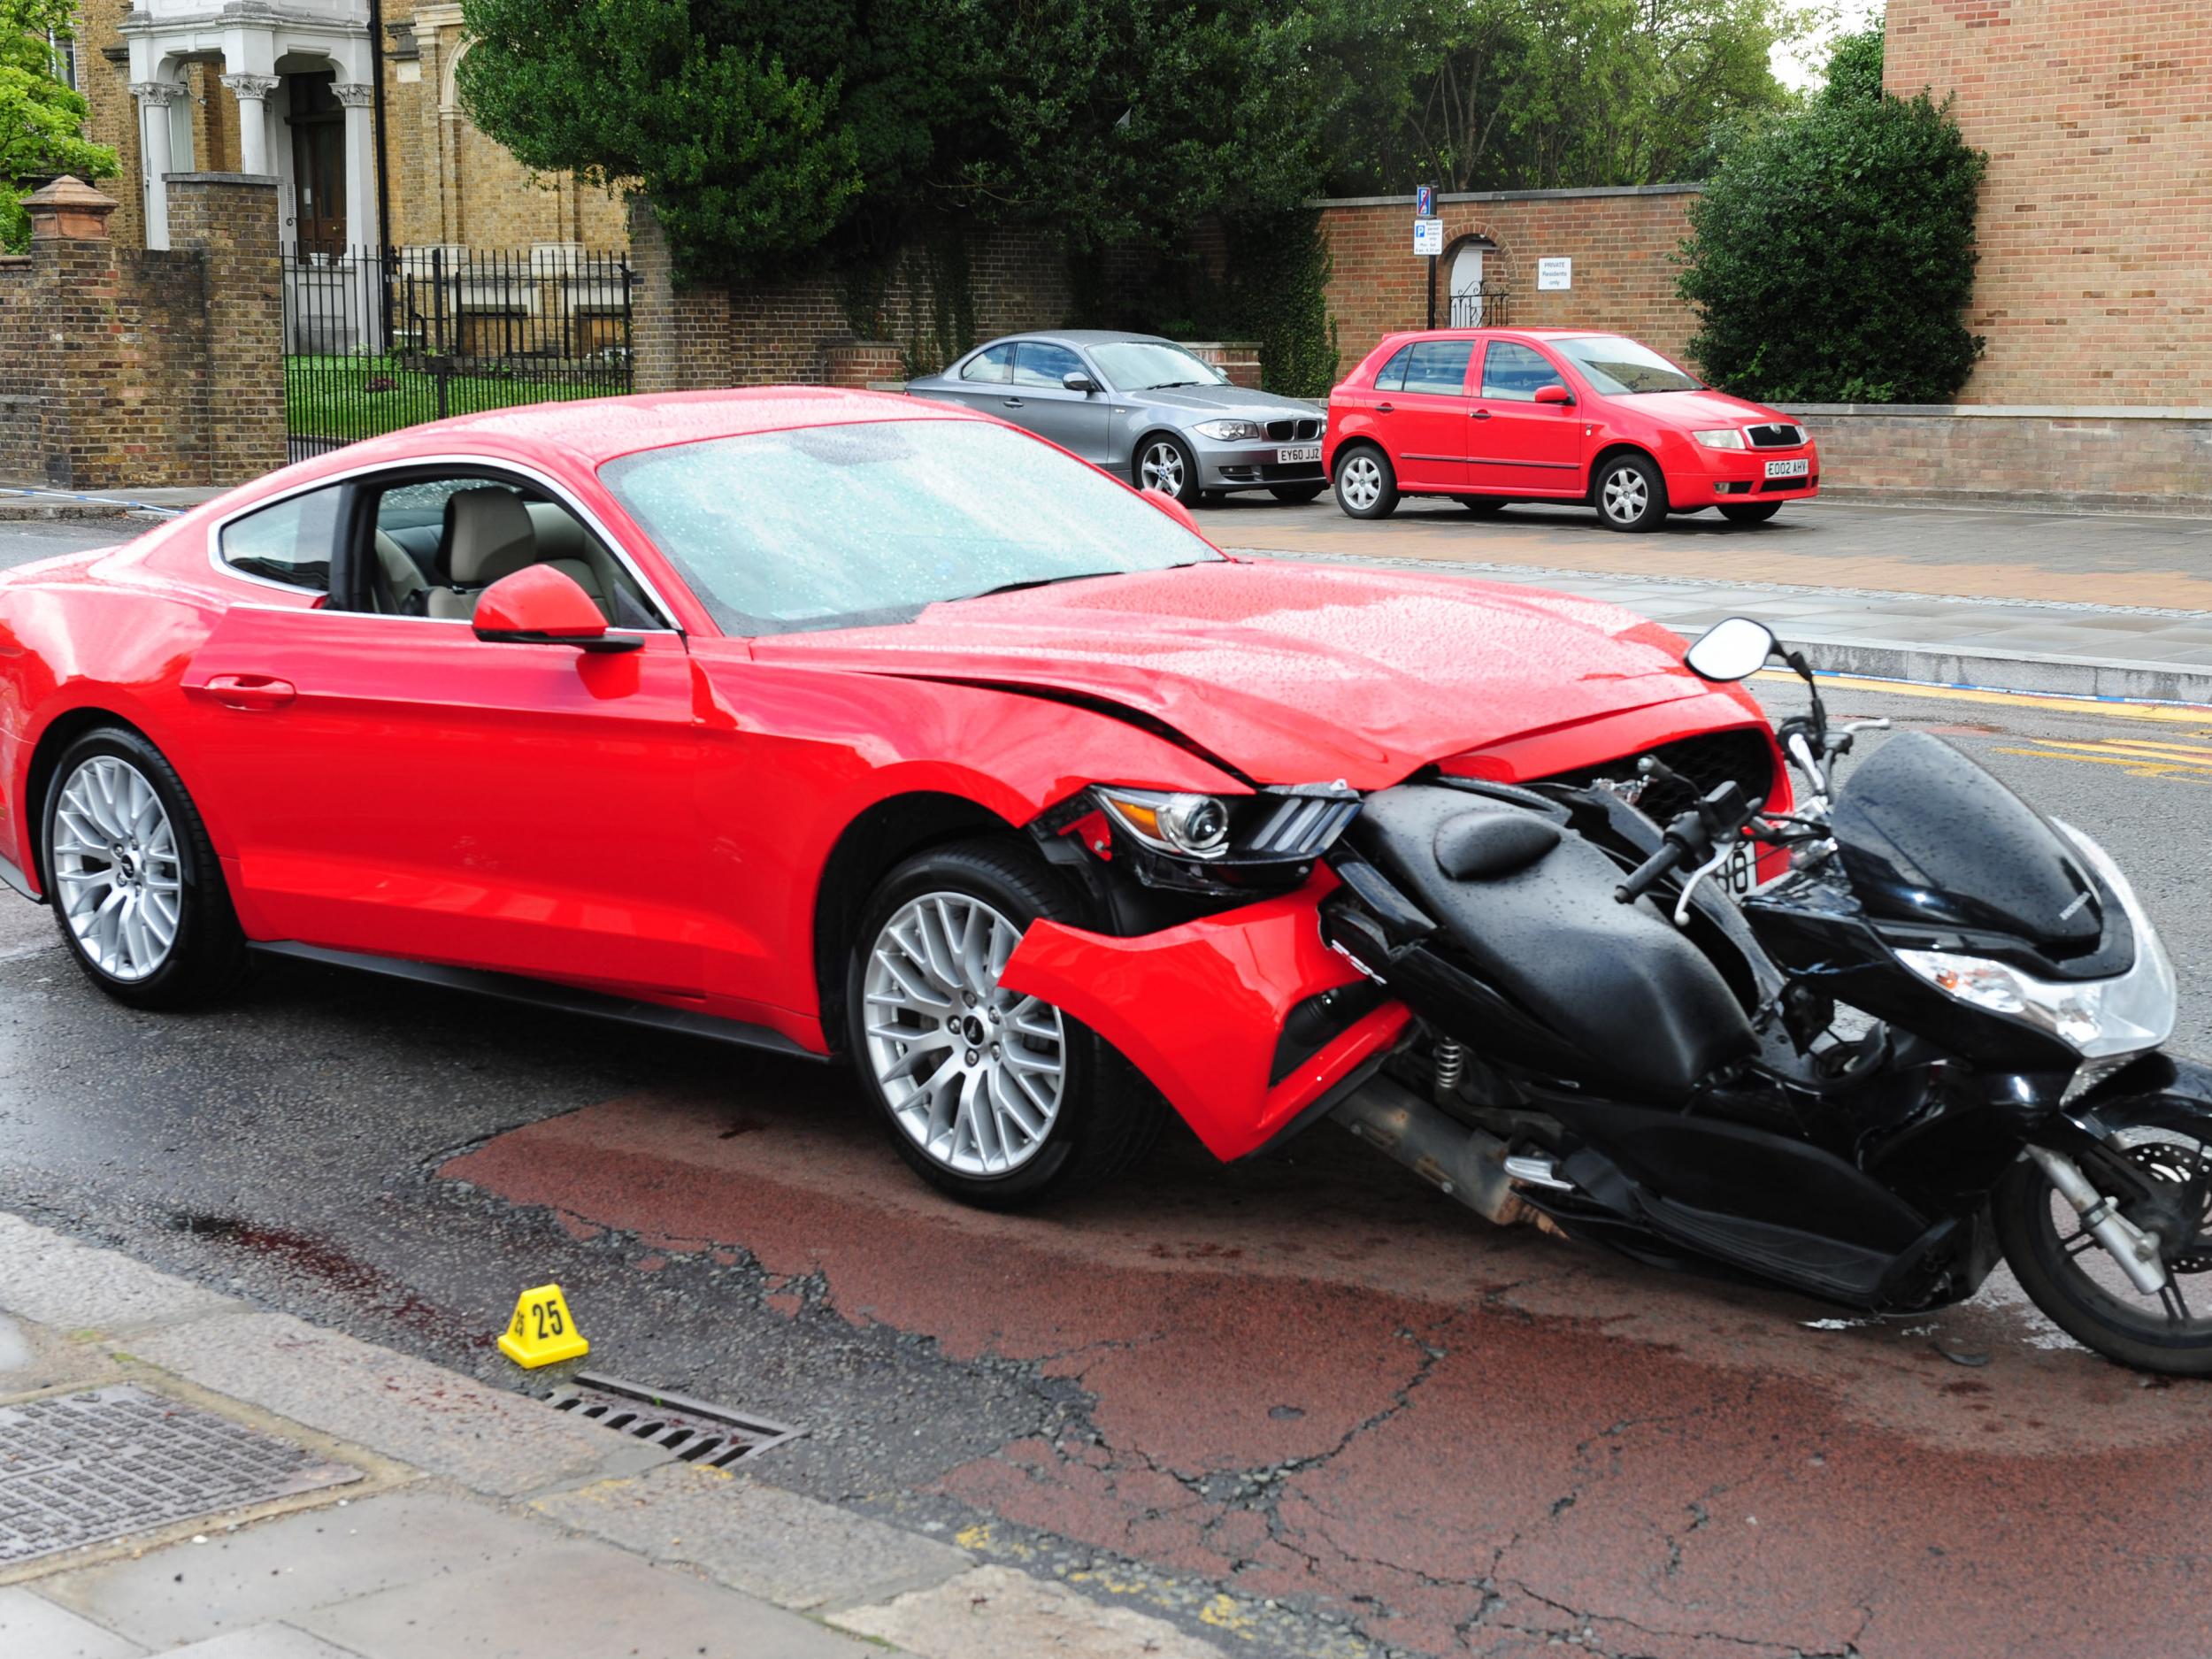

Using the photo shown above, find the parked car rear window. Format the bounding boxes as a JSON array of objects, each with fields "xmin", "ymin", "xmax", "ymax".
[
  {"xmin": 960, "ymin": 343, "xmax": 1015, "ymax": 383},
  {"xmin": 1553, "ymin": 335, "xmax": 1701, "ymax": 395},
  {"xmin": 1480, "ymin": 342, "xmax": 1568, "ymax": 402},
  {"xmin": 1011, "ymin": 342, "xmax": 1086, "ymax": 388},
  {"xmin": 1400, "ymin": 341, "xmax": 1474, "ymax": 396},
  {"xmin": 1372, "ymin": 344, "xmax": 1414, "ymax": 390},
  {"xmin": 600, "ymin": 419, "xmax": 1221, "ymax": 635}
]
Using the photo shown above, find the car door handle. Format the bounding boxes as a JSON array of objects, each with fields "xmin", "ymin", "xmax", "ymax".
[
  {"xmin": 1374, "ymin": 403, "xmax": 1394, "ymax": 413},
  {"xmin": 202, "ymin": 673, "xmax": 296, "ymax": 711},
  {"xmin": 1002, "ymin": 397, "xmax": 1025, "ymax": 408},
  {"xmin": 1470, "ymin": 409, "xmax": 1492, "ymax": 419}
]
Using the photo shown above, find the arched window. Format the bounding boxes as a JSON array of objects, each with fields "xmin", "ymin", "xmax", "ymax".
[{"xmin": 1448, "ymin": 237, "xmax": 1497, "ymax": 326}]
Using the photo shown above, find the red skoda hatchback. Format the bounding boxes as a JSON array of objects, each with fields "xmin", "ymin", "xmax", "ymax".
[{"xmin": 1324, "ymin": 329, "xmax": 1818, "ymax": 532}]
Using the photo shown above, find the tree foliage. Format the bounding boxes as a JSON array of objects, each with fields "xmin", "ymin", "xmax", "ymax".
[
  {"xmin": 1677, "ymin": 25, "xmax": 1988, "ymax": 403},
  {"xmin": 2, "ymin": 0, "xmax": 118, "ymax": 251}
]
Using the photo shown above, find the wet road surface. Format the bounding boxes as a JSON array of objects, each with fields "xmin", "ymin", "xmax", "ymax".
[{"xmin": 4, "ymin": 517, "xmax": 2212, "ymax": 1656}]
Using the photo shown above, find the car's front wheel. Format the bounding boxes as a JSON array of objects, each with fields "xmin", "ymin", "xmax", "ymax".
[
  {"xmin": 1719, "ymin": 502, "xmax": 1783, "ymax": 526},
  {"xmin": 1135, "ymin": 434, "xmax": 1202, "ymax": 505},
  {"xmin": 1333, "ymin": 445, "xmax": 1399, "ymax": 519},
  {"xmin": 846, "ymin": 838, "xmax": 1163, "ymax": 1207},
  {"xmin": 1593, "ymin": 453, "xmax": 1668, "ymax": 533},
  {"xmin": 41, "ymin": 726, "xmax": 249, "ymax": 1009}
]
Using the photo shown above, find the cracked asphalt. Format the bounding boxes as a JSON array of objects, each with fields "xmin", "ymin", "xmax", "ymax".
[{"xmin": 6, "ymin": 518, "xmax": 2212, "ymax": 1658}]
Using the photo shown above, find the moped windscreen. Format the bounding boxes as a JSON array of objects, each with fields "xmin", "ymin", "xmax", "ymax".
[{"xmin": 1830, "ymin": 731, "xmax": 2101, "ymax": 948}]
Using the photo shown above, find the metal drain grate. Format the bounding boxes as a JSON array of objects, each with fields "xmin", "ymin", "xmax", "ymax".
[
  {"xmin": 547, "ymin": 1373, "xmax": 799, "ymax": 1468},
  {"xmin": 0, "ymin": 1386, "xmax": 361, "ymax": 1565}
]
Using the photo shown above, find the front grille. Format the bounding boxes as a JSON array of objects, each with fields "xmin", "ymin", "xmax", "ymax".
[
  {"xmin": 1761, "ymin": 472, "xmax": 1818, "ymax": 492},
  {"xmin": 1264, "ymin": 417, "xmax": 1323, "ymax": 442},
  {"xmin": 1746, "ymin": 423, "xmax": 1806, "ymax": 448},
  {"xmin": 1536, "ymin": 726, "xmax": 1777, "ymax": 821}
]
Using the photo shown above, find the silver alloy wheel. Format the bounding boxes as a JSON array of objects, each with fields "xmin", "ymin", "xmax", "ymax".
[
  {"xmin": 863, "ymin": 891, "xmax": 1068, "ymax": 1177},
  {"xmin": 1600, "ymin": 464, "xmax": 1650, "ymax": 525},
  {"xmin": 50, "ymin": 755, "xmax": 182, "ymax": 983},
  {"xmin": 1339, "ymin": 452, "xmax": 1383, "ymax": 511},
  {"xmin": 1139, "ymin": 440, "xmax": 1187, "ymax": 498}
]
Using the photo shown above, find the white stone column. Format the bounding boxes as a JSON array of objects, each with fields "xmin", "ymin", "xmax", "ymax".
[
  {"xmin": 130, "ymin": 81, "xmax": 182, "ymax": 248},
  {"xmin": 334, "ymin": 83, "xmax": 378, "ymax": 254},
  {"xmin": 219, "ymin": 73, "xmax": 280, "ymax": 176}
]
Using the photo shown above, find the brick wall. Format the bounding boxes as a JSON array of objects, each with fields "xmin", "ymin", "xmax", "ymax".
[
  {"xmin": 74, "ymin": 0, "xmax": 142, "ymax": 249},
  {"xmin": 1804, "ymin": 405, "xmax": 2212, "ymax": 513},
  {"xmin": 1316, "ymin": 187, "xmax": 1703, "ymax": 373},
  {"xmin": 1885, "ymin": 0, "xmax": 2212, "ymax": 404},
  {"xmin": 0, "ymin": 176, "xmax": 283, "ymax": 490}
]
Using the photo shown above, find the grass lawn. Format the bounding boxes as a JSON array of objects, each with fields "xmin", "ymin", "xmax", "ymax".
[{"xmin": 284, "ymin": 355, "xmax": 627, "ymax": 442}]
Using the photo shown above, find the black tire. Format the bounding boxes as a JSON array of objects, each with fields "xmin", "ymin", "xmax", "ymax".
[
  {"xmin": 40, "ymin": 725, "xmax": 249, "ymax": 1010},
  {"xmin": 1458, "ymin": 495, "xmax": 1509, "ymax": 515},
  {"xmin": 1133, "ymin": 434, "xmax": 1202, "ymax": 505},
  {"xmin": 1719, "ymin": 502, "xmax": 1783, "ymax": 526},
  {"xmin": 844, "ymin": 836, "xmax": 1164, "ymax": 1208},
  {"xmin": 1332, "ymin": 444, "xmax": 1399, "ymax": 519},
  {"xmin": 1268, "ymin": 483, "xmax": 1326, "ymax": 504},
  {"xmin": 1993, "ymin": 1146, "xmax": 2212, "ymax": 1376},
  {"xmin": 1591, "ymin": 452, "xmax": 1668, "ymax": 533}
]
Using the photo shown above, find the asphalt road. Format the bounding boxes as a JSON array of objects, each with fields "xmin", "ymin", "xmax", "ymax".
[{"xmin": 6, "ymin": 517, "xmax": 2212, "ymax": 1657}]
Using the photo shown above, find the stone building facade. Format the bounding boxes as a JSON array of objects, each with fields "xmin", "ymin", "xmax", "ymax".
[
  {"xmin": 1883, "ymin": 0, "xmax": 2208, "ymax": 406},
  {"xmin": 71, "ymin": 0, "xmax": 624, "ymax": 255}
]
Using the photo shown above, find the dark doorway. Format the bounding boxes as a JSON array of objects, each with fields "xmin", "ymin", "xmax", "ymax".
[{"xmin": 287, "ymin": 71, "xmax": 346, "ymax": 250}]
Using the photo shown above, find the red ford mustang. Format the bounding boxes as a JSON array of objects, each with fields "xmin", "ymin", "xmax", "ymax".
[
  {"xmin": 0, "ymin": 389, "xmax": 1778, "ymax": 1203},
  {"xmin": 1324, "ymin": 329, "xmax": 1819, "ymax": 531}
]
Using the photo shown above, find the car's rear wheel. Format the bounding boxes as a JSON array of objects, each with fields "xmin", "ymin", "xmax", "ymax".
[
  {"xmin": 846, "ymin": 838, "xmax": 1163, "ymax": 1208},
  {"xmin": 1135, "ymin": 434, "xmax": 1202, "ymax": 505},
  {"xmin": 1333, "ymin": 445, "xmax": 1399, "ymax": 519},
  {"xmin": 1593, "ymin": 453, "xmax": 1668, "ymax": 533},
  {"xmin": 1269, "ymin": 483, "xmax": 1326, "ymax": 504},
  {"xmin": 42, "ymin": 726, "xmax": 249, "ymax": 1010},
  {"xmin": 1719, "ymin": 502, "xmax": 1784, "ymax": 525}
]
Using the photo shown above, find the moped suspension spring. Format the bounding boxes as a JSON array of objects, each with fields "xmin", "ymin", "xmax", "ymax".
[{"xmin": 1432, "ymin": 1038, "xmax": 1467, "ymax": 1103}]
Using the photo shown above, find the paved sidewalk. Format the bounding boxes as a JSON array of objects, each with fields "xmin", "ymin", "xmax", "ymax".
[{"xmin": 0, "ymin": 1213, "xmax": 1227, "ymax": 1659}]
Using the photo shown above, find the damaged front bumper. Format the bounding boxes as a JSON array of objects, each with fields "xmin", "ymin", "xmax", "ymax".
[{"xmin": 996, "ymin": 879, "xmax": 1410, "ymax": 1161}]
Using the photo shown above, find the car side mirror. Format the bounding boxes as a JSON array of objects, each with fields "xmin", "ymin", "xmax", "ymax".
[
  {"xmin": 472, "ymin": 565, "xmax": 638, "ymax": 653},
  {"xmin": 1063, "ymin": 370, "xmax": 1099, "ymax": 395},
  {"xmin": 1684, "ymin": 616, "xmax": 1778, "ymax": 682},
  {"xmin": 1533, "ymin": 384, "xmax": 1574, "ymax": 406}
]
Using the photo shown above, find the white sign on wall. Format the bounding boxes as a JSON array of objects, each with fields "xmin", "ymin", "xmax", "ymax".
[
  {"xmin": 1413, "ymin": 218, "xmax": 1444, "ymax": 257},
  {"xmin": 1537, "ymin": 257, "xmax": 1573, "ymax": 291}
]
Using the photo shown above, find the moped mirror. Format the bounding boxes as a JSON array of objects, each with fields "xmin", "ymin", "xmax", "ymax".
[
  {"xmin": 1062, "ymin": 370, "xmax": 1099, "ymax": 395},
  {"xmin": 1684, "ymin": 616, "xmax": 1777, "ymax": 682}
]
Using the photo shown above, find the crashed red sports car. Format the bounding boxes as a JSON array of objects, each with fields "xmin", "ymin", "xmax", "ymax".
[{"xmin": 0, "ymin": 388, "xmax": 1777, "ymax": 1205}]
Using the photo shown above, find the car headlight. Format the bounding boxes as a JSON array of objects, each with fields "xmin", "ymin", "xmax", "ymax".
[
  {"xmin": 1895, "ymin": 822, "xmax": 2175, "ymax": 1061},
  {"xmin": 1692, "ymin": 428, "xmax": 1747, "ymax": 450},
  {"xmin": 1094, "ymin": 787, "xmax": 1233, "ymax": 859},
  {"xmin": 1193, "ymin": 419, "xmax": 1266, "ymax": 442}
]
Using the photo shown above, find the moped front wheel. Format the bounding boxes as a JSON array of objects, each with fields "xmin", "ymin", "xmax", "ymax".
[{"xmin": 1993, "ymin": 1128, "xmax": 2212, "ymax": 1375}]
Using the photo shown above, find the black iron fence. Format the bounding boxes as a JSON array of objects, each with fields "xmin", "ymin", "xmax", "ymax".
[
  {"xmin": 281, "ymin": 244, "xmax": 634, "ymax": 459},
  {"xmin": 1448, "ymin": 284, "xmax": 1511, "ymax": 328}
]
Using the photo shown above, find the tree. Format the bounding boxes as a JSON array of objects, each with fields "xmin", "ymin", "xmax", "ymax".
[
  {"xmin": 1678, "ymin": 22, "xmax": 1985, "ymax": 403},
  {"xmin": 2, "ymin": 0, "xmax": 117, "ymax": 250}
]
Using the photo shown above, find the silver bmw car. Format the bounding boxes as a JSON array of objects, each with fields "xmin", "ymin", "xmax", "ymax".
[{"xmin": 905, "ymin": 331, "xmax": 1325, "ymax": 505}]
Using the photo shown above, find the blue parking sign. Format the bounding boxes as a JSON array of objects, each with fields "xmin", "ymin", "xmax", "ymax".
[{"xmin": 1415, "ymin": 185, "xmax": 1435, "ymax": 217}]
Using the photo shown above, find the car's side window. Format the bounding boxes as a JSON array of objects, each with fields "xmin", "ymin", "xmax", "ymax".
[
  {"xmin": 1011, "ymin": 342, "xmax": 1086, "ymax": 389},
  {"xmin": 1481, "ymin": 342, "xmax": 1568, "ymax": 402},
  {"xmin": 960, "ymin": 344, "xmax": 1017, "ymax": 384},
  {"xmin": 217, "ymin": 485, "xmax": 344, "ymax": 595},
  {"xmin": 1372, "ymin": 345, "xmax": 1414, "ymax": 391},
  {"xmin": 1401, "ymin": 341, "xmax": 1476, "ymax": 396}
]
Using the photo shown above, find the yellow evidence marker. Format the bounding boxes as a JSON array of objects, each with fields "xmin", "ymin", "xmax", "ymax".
[{"xmin": 498, "ymin": 1283, "xmax": 588, "ymax": 1369}]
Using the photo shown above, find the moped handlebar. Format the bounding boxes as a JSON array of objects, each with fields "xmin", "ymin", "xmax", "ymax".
[{"xmin": 1616, "ymin": 841, "xmax": 1686, "ymax": 903}]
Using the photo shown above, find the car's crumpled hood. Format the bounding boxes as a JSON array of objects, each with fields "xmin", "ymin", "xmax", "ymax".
[{"xmin": 748, "ymin": 561, "xmax": 1706, "ymax": 788}]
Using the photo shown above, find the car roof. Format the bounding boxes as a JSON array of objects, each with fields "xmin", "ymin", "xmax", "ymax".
[
  {"xmin": 968, "ymin": 329, "xmax": 1175, "ymax": 349},
  {"xmin": 331, "ymin": 387, "xmax": 973, "ymax": 469},
  {"xmin": 1377, "ymin": 327, "xmax": 1604, "ymax": 343}
]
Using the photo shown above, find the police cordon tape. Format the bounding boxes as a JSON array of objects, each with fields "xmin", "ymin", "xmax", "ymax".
[{"xmin": 0, "ymin": 488, "xmax": 187, "ymax": 518}]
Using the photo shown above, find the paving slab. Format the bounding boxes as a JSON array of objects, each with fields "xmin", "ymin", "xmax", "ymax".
[
  {"xmin": 833, "ymin": 1563, "xmax": 1230, "ymax": 1659},
  {"xmin": 0, "ymin": 1586, "xmax": 148, "ymax": 1657},
  {"xmin": 0, "ymin": 1215, "xmax": 240, "ymax": 1338},
  {"xmin": 298, "ymin": 1539, "xmax": 884, "ymax": 1659},
  {"xmin": 126, "ymin": 1311, "xmax": 641, "ymax": 1500},
  {"xmin": 151, "ymin": 1627, "xmax": 363, "ymax": 1659},
  {"xmin": 533, "ymin": 1461, "xmax": 972, "ymax": 1613},
  {"xmin": 39, "ymin": 1491, "xmax": 552, "ymax": 1648}
]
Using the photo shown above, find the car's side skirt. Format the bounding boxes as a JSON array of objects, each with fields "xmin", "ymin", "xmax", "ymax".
[{"xmin": 248, "ymin": 941, "xmax": 827, "ymax": 1061}]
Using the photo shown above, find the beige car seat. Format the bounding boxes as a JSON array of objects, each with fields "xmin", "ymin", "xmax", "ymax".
[
  {"xmin": 524, "ymin": 502, "xmax": 616, "ymax": 616},
  {"xmin": 426, "ymin": 488, "xmax": 538, "ymax": 620}
]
